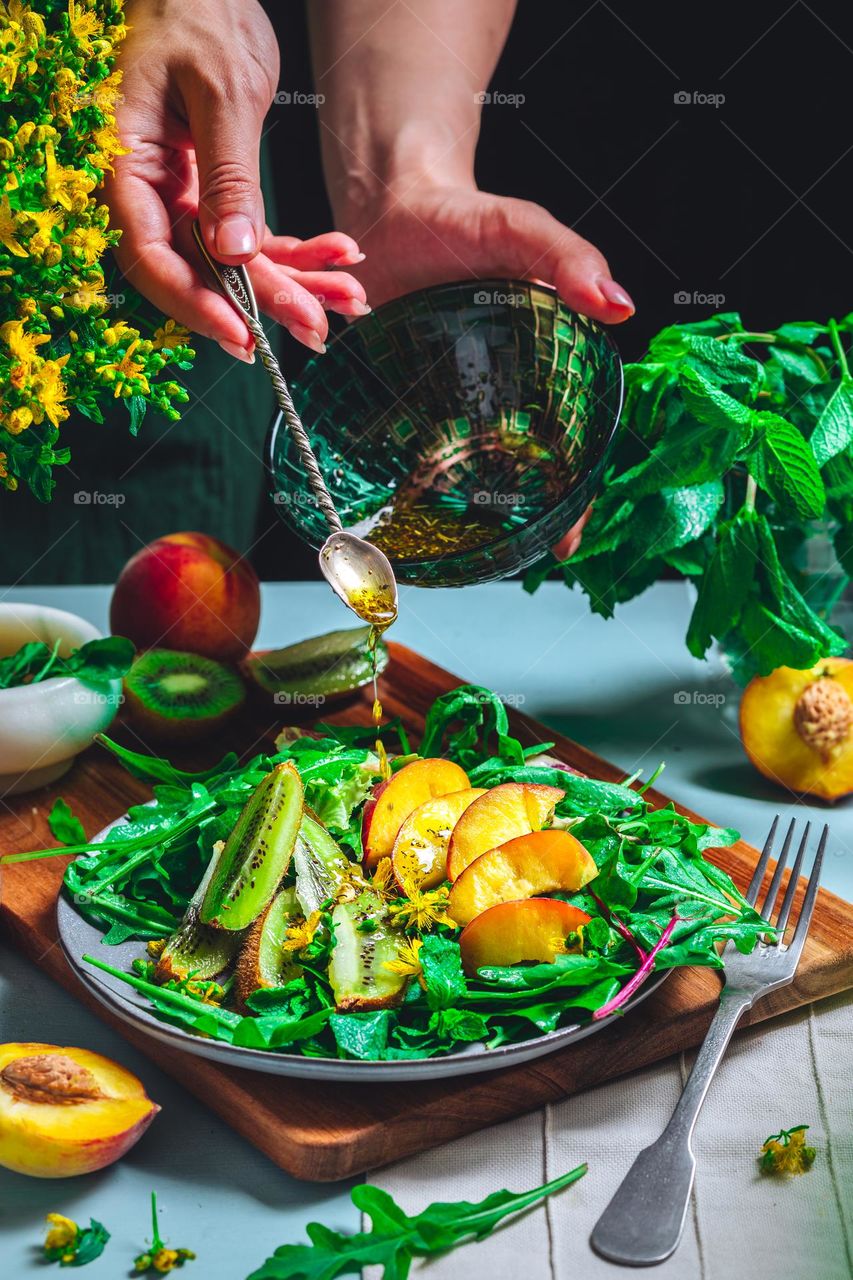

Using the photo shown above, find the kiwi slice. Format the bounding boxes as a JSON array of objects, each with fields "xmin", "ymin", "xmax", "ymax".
[
  {"xmin": 200, "ymin": 761, "xmax": 303, "ymax": 931},
  {"xmin": 294, "ymin": 811, "xmax": 356, "ymax": 915},
  {"xmin": 155, "ymin": 841, "xmax": 242, "ymax": 983},
  {"xmin": 242, "ymin": 626, "xmax": 389, "ymax": 700},
  {"xmin": 234, "ymin": 886, "xmax": 300, "ymax": 1008},
  {"xmin": 124, "ymin": 648, "xmax": 245, "ymax": 743},
  {"xmin": 328, "ymin": 889, "xmax": 407, "ymax": 1011}
]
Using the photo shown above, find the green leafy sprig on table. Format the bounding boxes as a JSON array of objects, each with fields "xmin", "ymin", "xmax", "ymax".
[
  {"xmin": 525, "ymin": 313, "xmax": 853, "ymax": 682},
  {"xmin": 9, "ymin": 686, "xmax": 769, "ymax": 1062},
  {"xmin": 0, "ymin": 635, "xmax": 134, "ymax": 690},
  {"xmin": 245, "ymin": 1165, "xmax": 587, "ymax": 1280}
]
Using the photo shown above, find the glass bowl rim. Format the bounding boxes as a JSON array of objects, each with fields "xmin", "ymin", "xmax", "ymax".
[{"xmin": 265, "ymin": 277, "xmax": 624, "ymax": 572}]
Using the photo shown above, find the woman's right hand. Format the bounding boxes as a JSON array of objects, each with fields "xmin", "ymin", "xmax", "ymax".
[{"xmin": 107, "ymin": 0, "xmax": 368, "ymax": 359}]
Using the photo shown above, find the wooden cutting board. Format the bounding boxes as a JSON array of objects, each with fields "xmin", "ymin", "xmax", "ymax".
[{"xmin": 2, "ymin": 642, "xmax": 853, "ymax": 1182}]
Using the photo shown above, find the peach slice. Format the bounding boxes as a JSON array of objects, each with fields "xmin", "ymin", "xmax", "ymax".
[
  {"xmin": 362, "ymin": 758, "xmax": 470, "ymax": 869},
  {"xmin": 459, "ymin": 899, "xmax": 592, "ymax": 975},
  {"xmin": 391, "ymin": 788, "xmax": 487, "ymax": 890},
  {"xmin": 448, "ymin": 829, "xmax": 598, "ymax": 927},
  {"xmin": 0, "ymin": 1043, "xmax": 159, "ymax": 1178},
  {"xmin": 446, "ymin": 782, "xmax": 565, "ymax": 881}
]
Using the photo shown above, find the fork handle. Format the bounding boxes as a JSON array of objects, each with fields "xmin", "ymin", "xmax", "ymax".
[{"xmin": 590, "ymin": 990, "xmax": 753, "ymax": 1266}]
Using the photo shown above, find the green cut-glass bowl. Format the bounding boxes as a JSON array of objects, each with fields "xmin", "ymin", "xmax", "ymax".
[{"xmin": 266, "ymin": 279, "xmax": 623, "ymax": 586}]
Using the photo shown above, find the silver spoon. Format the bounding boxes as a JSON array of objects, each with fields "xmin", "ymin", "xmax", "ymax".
[{"xmin": 191, "ymin": 220, "xmax": 398, "ymax": 629}]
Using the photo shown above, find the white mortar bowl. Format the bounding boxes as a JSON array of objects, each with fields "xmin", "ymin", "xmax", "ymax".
[{"xmin": 0, "ymin": 604, "xmax": 122, "ymax": 797}]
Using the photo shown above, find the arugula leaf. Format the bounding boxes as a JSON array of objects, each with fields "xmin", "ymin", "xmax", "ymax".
[
  {"xmin": 246, "ymin": 1165, "xmax": 588, "ymax": 1280},
  {"xmin": 48, "ymin": 797, "xmax": 86, "ymax": 846},
  {"xmin": 62, "ymin": 636, "xmax": 136, "ymax": 688}
]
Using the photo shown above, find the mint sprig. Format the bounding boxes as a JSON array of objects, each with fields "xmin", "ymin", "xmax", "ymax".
[{"xmin": 526, "ymin": 312, "xmax": 853, "ymax": 681}]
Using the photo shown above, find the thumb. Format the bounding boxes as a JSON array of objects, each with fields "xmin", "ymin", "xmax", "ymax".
[{"xmin": 186, "ymin": 80, "xmax": 267, "ymax": 264}]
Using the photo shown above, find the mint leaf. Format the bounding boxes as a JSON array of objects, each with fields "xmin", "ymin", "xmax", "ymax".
[
  {"xmin": 48, "ymin": 797, "xmax": 86, "ymax": 846},
  {"xmin": 753, "ymin": 412, "xmax": 825, "ymax": 518},
  {"xmin": 420, "ymin": 934, "xmax": 467, "ymax": 1010},
  {"xmin": 810, "ymin": 377, "xmax": 853, "ymax": 467},
  {"xmin": 686, "ymin": 509, "xmax": 758, "ymax": 658}
]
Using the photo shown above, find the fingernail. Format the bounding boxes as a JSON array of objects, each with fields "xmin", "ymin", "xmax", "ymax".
[
  {"xmin": 350, "ymin": 301, "xmax": 372, "ymax": 315},
  {"xmin": 288, "ymin": 322, "xmax": 327, "ymax": 354},
  {"xmin": 219, "ymin": 339, "xmax": 255, "ymax": 364},
  {"xmin": 329, "ymin": 251, "xmax": 366, "ymax": 266},
  {"xmin": 598, "ymin": 278, "xmax": 635, "ymax": 313},
  {"xmin": 214, "ymin": 215, "xmax": 257, "ymax": 257}
]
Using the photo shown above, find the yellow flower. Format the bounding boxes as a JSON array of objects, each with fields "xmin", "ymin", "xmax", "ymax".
[
  {"xmin": 44, "ymin": 138, "xmax": 96, "ymax": 212},
  {"xmin": 548, "ymin": 930, "xmax": 583, "ymax": 957},
  {"xmin": 30, "ymin": 356, "xmax": 70, "ymax": 427},
  {"xmin": 44, "ymin": 1213, "xmax": 78, "ymax": 1251},
  {"xmin": 1, "ymin": 318, "xmax": 49, "ymax": 371},
  {"xmin": 146, "ymin": 938, "xmax": 166, "ymax": 959},
  {"xmin": 283, "ymin": 910, "xmax": 322, "ymax": 953},
  {"xmin": 0, "ymin": 196, "xmax": 26, "ymax": 257},
  {"xmin": 63, "ymin": 222, "xmax": 107, "ymax": 265},
  {"xmin": 152, "ymin": 318, "xmax": 190, "ymax": 351},
  {"xmin": 388, "ymin": 880, "xmax": 454, "ymax": 933},
  {"xmin": 18, "ymin": 206, "xmax": 64, "ymax": 258},
  {"xmin": 371, "ymin": 857, "xmax": 394, "ymax": 899},
  {"xmin": 96, "ymin": 338, "xmax": 150, "ymax": 398},
  {"xmin": 760, "ymin": 1125, "xmax": 816, "ymax": 1176},
  {"xmin": 67, "ymin": 1, "xmax": 103, "ymax": 54},
  {"xmin": 383, "ymin": 936, "xmax": 425, "ymax": 986},
  {"xmin": 5, "ymin": 406, "xmax": 33, "ymax": 434}
]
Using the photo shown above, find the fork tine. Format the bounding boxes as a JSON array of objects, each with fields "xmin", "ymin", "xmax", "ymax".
[
  {"xmin": 774, "ymin": 822, "xmax": 811, "ymax": 941},
  {"xmin": 787, "ymin": 825, "xmax": 829, "ymax": 958},
  {"xmin": 759, "ymin": 818, "xmax": 795, "ymax": 921},
  {"xmin": 746, "ymin": 815, "xmax": 779, "ymax": 906}
]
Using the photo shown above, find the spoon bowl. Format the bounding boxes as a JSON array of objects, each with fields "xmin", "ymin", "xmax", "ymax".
[{"xmin": 319, "ymin": 531, "xmax": 398, "ymax": 628}]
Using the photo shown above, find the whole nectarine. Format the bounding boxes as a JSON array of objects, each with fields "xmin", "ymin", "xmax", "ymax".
[
  {"xmin": 110, "ymin": 532, "xmax": 260, "ymax": 661},
  {"xmin": 0, "ymin": 1043, "xmax": 159, "ymax": 1177}
]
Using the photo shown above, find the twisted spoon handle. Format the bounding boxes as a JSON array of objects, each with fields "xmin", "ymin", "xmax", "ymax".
[
  {"xmin": 191, "ymin": 222, "xmax": 342, "ymax": 534},
  {"xmin": 241, "ymin": 312, "xmax": 343, "ymax": 534}
]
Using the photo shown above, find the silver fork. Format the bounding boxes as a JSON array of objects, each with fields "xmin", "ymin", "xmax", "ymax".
[{"xmin": 590, "ymin": 817, "xmax": 828, "ymax": 1268}]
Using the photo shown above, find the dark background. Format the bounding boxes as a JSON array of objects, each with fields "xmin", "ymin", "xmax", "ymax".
[{"xmin": 254, "ymin": 0, "xmax": 853, "ymax": 577}]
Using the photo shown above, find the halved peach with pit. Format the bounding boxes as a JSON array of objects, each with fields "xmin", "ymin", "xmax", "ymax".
[
  {"xmin": 448, "ymin": 829, "xmax": 598, "ymax": 927},
  {"xmin": 446, "ymin": 782, "xmax": 565, "ymax": 881},
  {"xmin": 740, "ymin": 658, "xmax": 853, "ymax": 802},
  {"xmin": 459, "ymin": 899, "xmax": 591, "ymax": 974},
  {"xmin": 0, "ymin": 1043, "xmax": 159, "ymax": 1178},
  {"xmin": 391, "ymin": 788, "xmax": 487, "ymax": 890},
  {"xmin": 362, "ymin": 758, "xmax": 470, "ymax": 869}
]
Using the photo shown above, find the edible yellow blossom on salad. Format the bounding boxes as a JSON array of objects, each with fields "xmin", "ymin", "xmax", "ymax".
[
  {"xmin": 388, "ymin": 856, "xmax": 455, "ymax": 933},
  {"xmin": 383, "ymin": 936, "xmax": 425, "ymax": 986},
  {"xmin": 44, "ymin": 1214, "xmax": 77, "ymax": 1251},
  {"xmin": 283, "ymin": 910, "xmax": 322, "ymax": 953},
  {"xmin": 0, "ymin": 0, "xmax": 194, "ymax": 500},
  {"xmin": 43, "ymin": 1211, "xmax": 110, "ymax": 1266}
]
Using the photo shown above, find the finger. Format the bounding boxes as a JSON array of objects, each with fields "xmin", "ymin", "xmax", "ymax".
[
  {"xmin": 277, "ymin": 268, "xmax": 370, "ymax": 316},
  {"xmin": 262, "ymin": 230, "xmax": 365, "ymax": 270},
  {"xmin": 107, "ymin": 162, "xmax": 254, "ymax": 351},
  {"xmin": 247, "ymin": 254, "xmax": 331, "ymax": 352},
  {"xmin": 551, "ymin": 505, "xmax": 593, "ymax": 560},
  {"xmin": 181, "ymin": 71, "xmax": 267, "ymax": 264},
  {"xmin": 496, "ymin": 199, "xmax": 635, "ymax": 324}
]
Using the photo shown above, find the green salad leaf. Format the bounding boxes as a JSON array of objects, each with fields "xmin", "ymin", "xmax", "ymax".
[
  {"xmin": 245, "ymin": 1165, "xmax": 587, "ymax": 1280},
  {"xmin": 0, "ymin": 635, "xmax": 134, "ymax": 691},
  {"xmin": 48, "ymin": 797, "xmax": 85, "ymax": 846}
]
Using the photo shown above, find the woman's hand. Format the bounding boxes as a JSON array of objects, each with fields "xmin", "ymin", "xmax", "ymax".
[
  {"xmin": 342, "ymin": 179, "xmax": 634, "ymax": 322},
  {"xmin": 106, "ymin": 0, "xmax": 368, "ymax": 358}
]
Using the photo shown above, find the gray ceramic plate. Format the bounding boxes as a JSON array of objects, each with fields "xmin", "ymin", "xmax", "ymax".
[{"xmin": 57, "ymin": 815, "xmax": 668, "ymax": 1082}]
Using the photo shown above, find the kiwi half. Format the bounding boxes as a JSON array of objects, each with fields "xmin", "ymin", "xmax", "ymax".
[
  {"xmin": 234, "ymin": 886, "xmax": 300, "ymax": 1008},
  {"xmin": 328, "ymin": 889, "xmax": 407, "ymax": 1011},
  {"xmin": 200, "ymin": 761, "xmax": 303, "ymax": 931},
  {"xmin": 123, "ymin": 648, "xmax": 245, "ymax": 742},
  {"xmin": 155, "ymin": 841, "xmax": 242, "ymax": 983},
  {"xmin": 242, "ymin": 626, "xmax": 389, "ymax": 700}
]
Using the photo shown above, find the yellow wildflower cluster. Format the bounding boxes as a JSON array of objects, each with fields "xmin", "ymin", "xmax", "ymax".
[
  {"xmin": 759, "ymin": 1125, "xmax": 817, "ymax": 1176},
  {"xmin": 388, "ymin": 850, "xmax": 455, "ymax": 933},
  {"xmin": 0, "ymin": 0, "xmax": 195, "ymax": 500}
]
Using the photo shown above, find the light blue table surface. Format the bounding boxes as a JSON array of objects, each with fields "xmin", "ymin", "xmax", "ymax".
[{"xmin": 2, "ymin": 580, "xmax": 851, "ymax": 1278}]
